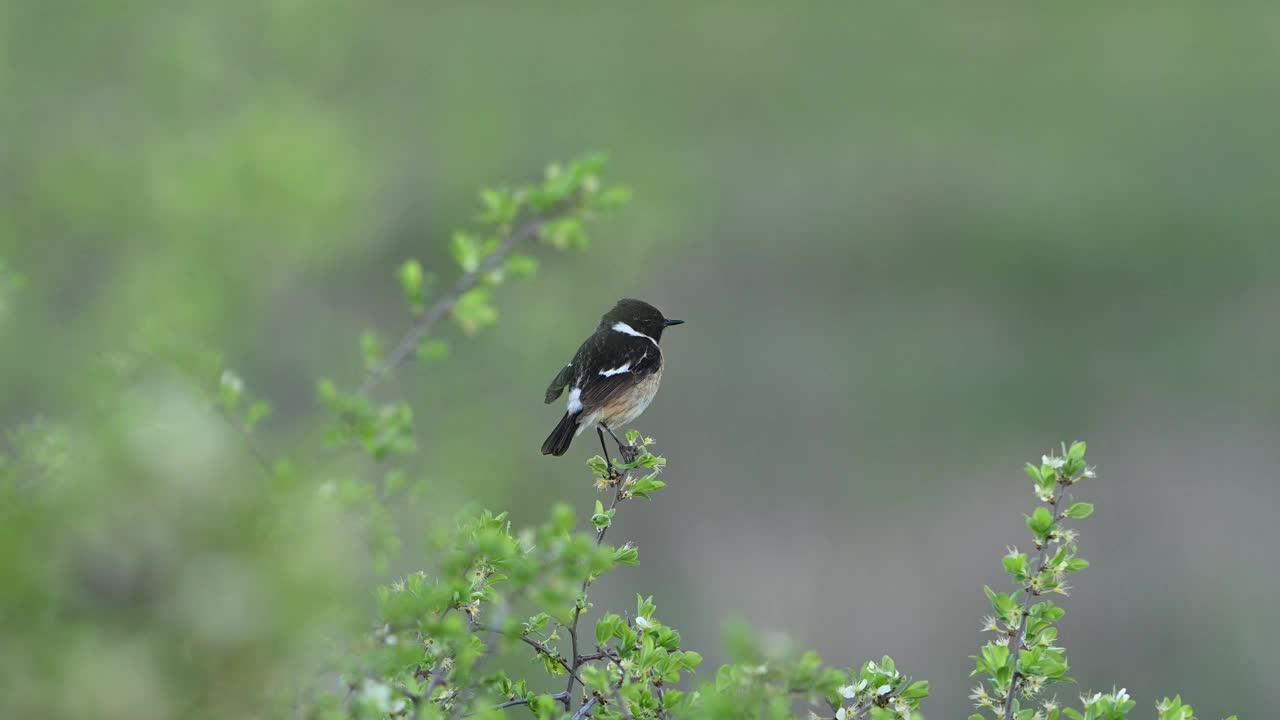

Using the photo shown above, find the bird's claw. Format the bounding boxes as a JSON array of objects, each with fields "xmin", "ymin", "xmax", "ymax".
[{"xmin": 618, "ymin": 444, "xmax": 641, "ymax": 465}]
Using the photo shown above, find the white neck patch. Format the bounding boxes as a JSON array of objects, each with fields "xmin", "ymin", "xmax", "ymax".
[{"xmin": 612, "ymin": 321, "xmax": 657, "ymax": 346}]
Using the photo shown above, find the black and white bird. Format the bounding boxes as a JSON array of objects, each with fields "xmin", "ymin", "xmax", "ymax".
[{"xmin": 541, "ymin": 298, "xmax": 683, "ymax": 460}]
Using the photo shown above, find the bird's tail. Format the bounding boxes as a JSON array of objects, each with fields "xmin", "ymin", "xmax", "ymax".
[{"xmin": 541, "ymin": 412, "xmax": 579, "ymax": 456}]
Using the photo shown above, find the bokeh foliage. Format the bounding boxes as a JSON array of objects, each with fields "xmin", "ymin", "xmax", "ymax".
[{"xmin": 2, "ymin": 2, "xmax": 1277, "ymax": 718}]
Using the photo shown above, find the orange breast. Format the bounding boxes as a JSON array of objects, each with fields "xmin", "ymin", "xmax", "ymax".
[{"xmin": 598, "ymin": 364, "xmax": 663, "ymax": 428}]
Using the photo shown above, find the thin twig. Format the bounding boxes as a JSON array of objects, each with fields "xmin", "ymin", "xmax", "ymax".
[
  {"xmin": 564, "ymin": 472, "xmax": 631, "ymax": 705},
  {"xmin": 1002, "ymin": 474, "xmax": 1071, "ymax": 720},
  {"xmin": 494, "ymin": 692, "xmax": 569, "ymax": 711},
  {"xmin": 222, "ymin": 408, "xmax": 275, "ymax": 477},
  {"xmin": 481, "ymin": 628, "xmax": 586, "ymax": 687},
  {"xmin": 570, "ymin": 695, "xmax": 599, "ymax": 720},
  {"xmin": 612, "ymin": 685, "xmax": 635, "ymax": 720}
]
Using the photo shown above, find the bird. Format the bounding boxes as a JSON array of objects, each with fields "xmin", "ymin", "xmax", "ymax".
[{"xmin": 541, "ymin": 298, "xmax": 683, "ymax": 462}]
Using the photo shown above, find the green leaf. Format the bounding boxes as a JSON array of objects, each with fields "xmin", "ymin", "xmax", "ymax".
[
  {"xmin": 596, "ymin": 186, "xmax": 632, "ymax": 209},
  {"xmin": 596, "ymin": 614, "xmax": 621, "ymax": 645},
  {"xmin": 1067, "ymin": 441, "xmax": 1086, "ymax": 460},
  {"xmin": 679, "ymin": 651, "xmax": 703, "ymax": 670},
  {"xmin": 524, "ymin": 612, "xmax": 550, "ymax": 634},
  {"xmin": 591, "ymin": 500, "xmax": 615, "ymax": 530},
  {"xmin": 243, "ymin": 400, "xmax": 271, "ymax": 431},
  {"xmin": 416, "ymin": 338, "xmax": 450, "ymax": 363},
  {"xmin": 451, "ymin": 231, "xmax": 482, "ymax": 272},
  {"xmin": 1065, "ymin": 558, "xmax": 1089, "ymax": 572},
  {"xmin": 504, "ymin": 254, "xmax": 538, "ymax": 278},
  {"xmin": 586, "ymin": 455, "xmax": 610, "ymax": 476},
  {"xmin": 611, "ymin": 542, "xmax": 639, "ymax": 565},
  {"xmin": 453, "ymin": 287, "xmax": 498, "ymax": 334},
  {"xmin": 360, "ymin": 330, "xmax": 382, "ymax": 371},
  {"xmin": 398, "ymin": 258, "xmax": 425, "ymax": 310},
  {"xmin": 1003, "ymin": 553, "xmax": 1028, "ymax": 577},
  {"xmin": 629, "ymin": 476, "xmax": 665, "ymax": 499},
  {"xmin": 978, "ymin": 642, "xmax": 1009, "ymax": 674},
  {"xmin": 1025, "ymin": 462, "xmax": 1047, "ymax": 486},
  {"xmin": 1027, "ymin": 506, "xmax": 1054, "ymax": 539},
  {"xmin": 1066, "ymin": 502, "xmax": 1094, "ymax": 519},
  {"xmin": 901, "ymin": 680, "xmax": 930, "ymax": 700}
]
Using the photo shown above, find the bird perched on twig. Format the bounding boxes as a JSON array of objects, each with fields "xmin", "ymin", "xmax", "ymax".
[{"xmin": 541, "ymin": 298, "xmax": 683, "ymax": 467}]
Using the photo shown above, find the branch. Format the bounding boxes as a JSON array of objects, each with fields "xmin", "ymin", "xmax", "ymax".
[
  {"xmin": 564, "ymin": 469, "xmax": 633, "ymax": 706},
  {"xmin": 358, "ymin": 199, "xmax": 577, "ymax": 397},
  {"xmin": 494, "ymin": 692, "xmax": 568, "ymax": 711},
  {"xmin": 570, "ymin": 695, "xmax": 599, "ymax": 720},
  {"xmin": 1002, "ymin": 475, "xmax": 1071, "ymax": 720},
  {"xmin": 523, "ymin": 635, "xmax": 583, "ymax": 683},
  {"xmin": 213, "ymin": 401, "xmax": 275, "ymax": 478}
]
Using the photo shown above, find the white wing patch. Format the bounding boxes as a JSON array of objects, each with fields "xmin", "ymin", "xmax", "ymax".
[
  {"xmin": 599, "ymin": 362, "xmax": 631, "ymax": 377},
  {"xmin": 612, "ymin": 321, "xmax": 658, "ymax": 346},
  {"xmin": 567, "ymin": 387, "xmax": 583, "ymax": 414}
]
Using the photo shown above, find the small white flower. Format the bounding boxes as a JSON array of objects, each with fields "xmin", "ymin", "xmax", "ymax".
[
  {"xmin": 981, "ymin": 615, "xmax": 1000, "ymax": 632},
  {"xmin": 1115, "ymin": 687, "xmax": 1129, "ymax": 702},
  {"xmin": 857, "ymin": 679, "xmax": 868, "ymax": 691},
  {"xmin": 1083, "ymin": 467, "xmax": 1097, "ymax": 479},
  {"xmin": 360, "ymin": 679, "xmax": 394, "ymax": 712},
  {"xmin": 877, "ymin": 684, "xmax": 892, "ymax": 696},
  {"xmin": 839, "ymin": 685, "xmax": 858, "ymax": 699},
  {"xmin": 1042, "ymin": 454, "xmax": 1065, "ymax": 469},
  {"xmin": 634, "ymin": 616, "xmax": 652, "ymax": 629},
  {"xmin": 220, "ymin": 369, "xmax": 244, "ymax": 395},
  {"xmin": 836, "ymin": 708, "xmax": 847, "ymax": 720}
]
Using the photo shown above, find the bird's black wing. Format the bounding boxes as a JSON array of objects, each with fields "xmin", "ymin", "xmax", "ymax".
[
  {"xmin": 576, "ymin": 339, "xmax": 660, "ymax": 410},
  {"xmin": 544, "ymin": 362, "xmax": 574, "ymax": 404}
]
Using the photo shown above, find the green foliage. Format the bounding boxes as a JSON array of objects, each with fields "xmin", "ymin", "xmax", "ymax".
[{"xmin": 0, "ymin": 158, "xmax": 1236, "ymax": 720}]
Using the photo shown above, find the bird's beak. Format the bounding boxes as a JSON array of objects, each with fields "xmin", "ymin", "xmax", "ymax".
[{"xmin": 664, "ymin": 319, "xmax": 685, "ymax": 327}]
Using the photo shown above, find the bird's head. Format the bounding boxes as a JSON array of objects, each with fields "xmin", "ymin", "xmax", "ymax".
[{"xmin": 601, "ymin": 298, "xmax": 684, "ymax": 342}]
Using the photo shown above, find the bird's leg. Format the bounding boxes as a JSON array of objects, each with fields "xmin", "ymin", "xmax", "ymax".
[
  {"xmin": 603, "ymin": 424, "xmax": 640, "ymax": 465},
  {"xmin": 596, "ymin": 426, "xmax": 619, "ymax": 480}
]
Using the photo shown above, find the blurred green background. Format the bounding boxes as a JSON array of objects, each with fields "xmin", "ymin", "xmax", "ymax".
[{"xmin": 3, "ymin": 2, "xmax": 1278, "ymax": 718}]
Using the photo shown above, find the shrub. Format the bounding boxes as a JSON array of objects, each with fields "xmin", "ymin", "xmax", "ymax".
[{"xmin": 0, "ymin": 156, "xmax": 1235, "ymax": 720}]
